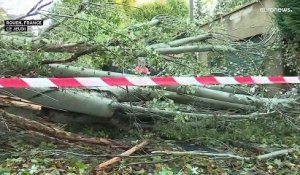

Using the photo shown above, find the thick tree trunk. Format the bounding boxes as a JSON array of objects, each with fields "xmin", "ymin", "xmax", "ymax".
[{"xmin": 2, "ymin": 88, "xmax": 115, "ymax": 118}]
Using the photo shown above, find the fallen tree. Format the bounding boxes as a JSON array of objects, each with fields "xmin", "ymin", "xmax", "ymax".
[
  {"xmin": 0, "ymin": 1, "xmax": 299, "ymax": 174},
  {"xmin": 1, "ymin": 87, "xmax": 258, "ymax": 118},
  {"xmin": 45, "ymin": 64, "xmax": 297, "ymax": 111},
  {"xmin": 2, "ymin": 63, "xmax": 294, "ymax": 121},
  {"xmin": 2, "ymin": 88, "xmax": 115, "ymax": 118}
]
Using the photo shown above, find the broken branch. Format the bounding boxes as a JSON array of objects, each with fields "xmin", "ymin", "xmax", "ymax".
[
  {"xmin": 41, "ymin": 46, "xmax": 99, "ymax": 64},
  {"xmin": 155, "ymin": 45, "xmax": 236, "ymax": 55},
  {"xmin": 95, "ymin": 140, "xmax": 148, "ymax": 171},
  {"xmin": 0, "ymin": 110, "xmax": 121, "ymax": 146},
  {"xmin": 0, "ymin": 96, "xmax": 41, "ymax": 111}
]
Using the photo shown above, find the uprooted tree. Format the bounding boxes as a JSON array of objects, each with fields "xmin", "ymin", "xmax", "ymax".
[
  {"xmin": 1, "ymin": 1, "xmax": 299, "ymax": 117},
  {"xmin": 0, "ymin": 0, "xmax": 299, "ymax": 173}
]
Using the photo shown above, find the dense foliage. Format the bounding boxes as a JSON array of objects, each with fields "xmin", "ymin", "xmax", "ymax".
[
  {"xmin": 275, "ymin": 0, "xmax": 300, "ymax": 42},
  {"xmin": 121, "ymin": 0, "xmax": 188, "ymax": 22},
  {"xmin": 274, "ymin": 0, "xmax": 300, "ymax": 74},
  {"xmin": 31, "ymin": 0, "xmax": 208, "ymax": 75}
]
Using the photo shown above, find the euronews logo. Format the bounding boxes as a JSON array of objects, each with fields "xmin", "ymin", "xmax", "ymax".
[{"xmin": 260, "ymin": 8, "xmax": 293, "ymax": 13}]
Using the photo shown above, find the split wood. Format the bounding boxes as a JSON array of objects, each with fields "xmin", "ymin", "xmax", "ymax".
[{"xmin": 0, "ymin": 95, "xmax": 41, "ymax": 111}]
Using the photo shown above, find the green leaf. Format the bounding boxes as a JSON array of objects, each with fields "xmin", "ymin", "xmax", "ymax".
[
  {"xmin": 274, "ymin": 159, "xmax": 282, "ymax": 166},
  {"xmin": 51, "ymin": 170, "xmax": 61, "ymax": 175},
  {"xmin": 0, "ymin": 168, "xmax": 11, "ymax": 175}
]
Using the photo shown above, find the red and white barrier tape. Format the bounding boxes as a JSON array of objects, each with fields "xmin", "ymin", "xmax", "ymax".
[{"xmin": 0, "ymin": 76, "xmax": 299, "ymax": 88}]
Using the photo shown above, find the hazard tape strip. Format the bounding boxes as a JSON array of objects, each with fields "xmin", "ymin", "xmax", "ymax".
[{"xmin": 0, "ymin": 76, "xmax": 299, "ymax": 88}]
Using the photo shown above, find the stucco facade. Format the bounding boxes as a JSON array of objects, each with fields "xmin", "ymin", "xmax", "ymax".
[{"xmin": 200, "ymin": 0, "xmax": 275, "ymax": 40}]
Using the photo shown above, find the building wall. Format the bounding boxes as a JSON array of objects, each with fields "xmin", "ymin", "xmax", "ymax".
[{"xmin": 201, "ymin": 0, "xmax": 275, "ymax": 40}]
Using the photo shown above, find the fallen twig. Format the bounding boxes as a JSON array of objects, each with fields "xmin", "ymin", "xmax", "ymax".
[
  {"xmin": 256, "ymin": 148, "xmax": 296, "ymax": 160},
  {"xmin": 151, "ymin": 148, "xmax": 297, "ymax": 161},
  {"xmin": 95, "ymin": 140, "xmax": 148, "ymax": 172}
]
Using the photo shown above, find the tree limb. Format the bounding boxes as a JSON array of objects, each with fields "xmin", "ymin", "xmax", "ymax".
[
  {"xmin": 168, "ymin": 33, "xmax": 213, "ymax": 47},
  {"xmin": 41, "ymin": 46, "xmax": 99, "ymax": 64},
  {"xmin": 155, "ymin": 45, "xmax": 236, "ymax": 55},
  {"xmin": 0, "ymin": 109, "xmax": 122, "ymax": 146}
]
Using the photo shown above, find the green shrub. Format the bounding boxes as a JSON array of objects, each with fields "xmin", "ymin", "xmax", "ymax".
[{"xmin": 127, "ymin": 0, "xmax": 188, "ymax": 22}]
